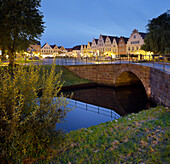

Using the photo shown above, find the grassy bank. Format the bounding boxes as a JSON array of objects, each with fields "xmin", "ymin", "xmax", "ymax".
[
  {"xmin": 54, "ymin": 106, "xmax": 170, "ymax": 163},
  {"xmin": 37, "ymin": 65, "xmax": 90, "ymax": 86},
  {"xmin": 0, "ymin": 65, "xmax": 91, "ymax": 86}
]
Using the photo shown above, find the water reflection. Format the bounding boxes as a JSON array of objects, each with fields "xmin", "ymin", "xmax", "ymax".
[
  {"xmin": 63, "ymin": 85, "xmax": 156, "ymax": 116},
  {"xmin": 56, "ymin": 99, "xmax": 120, "ymax": 132}
]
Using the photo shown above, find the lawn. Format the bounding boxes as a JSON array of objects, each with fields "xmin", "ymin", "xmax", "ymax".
[
  {"xmin": 0, "ymin": 65, "xmax": 91, "ymax": 86},
  {"xmin": 54, "ymin": 106, "xmax": 170, "ymax": 163},
  {"xmin": 36, "ymin": 65, "xmax": 90, "ymax": 86}
]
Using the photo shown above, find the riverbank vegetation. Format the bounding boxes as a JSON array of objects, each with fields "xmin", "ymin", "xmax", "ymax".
[
  {"xmin": 0, "ymin": 65, "xmax": 90, "ymax": 86},
  {"xmin": 54, "ymin": 106, "xmax": 170, "ymax": 163},
  {"xmin": 0, "ymin": 64, "xmax": 72, "ymax": 163},
  {"xmin": 42, "ymin": 65, "xmax": 90, "ymax": 86}
]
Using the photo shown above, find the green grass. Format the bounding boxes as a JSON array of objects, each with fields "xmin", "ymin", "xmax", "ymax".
[
  {"xmin": 53, "ymin": 106, "xmax": 170, "ymax": 163},
  {"xmin": 0, "ymin": 65, "xmax": 91, "ymax": 86},
  {"xmin": 35, "ymin": 65, "xmax": 90, "ymax": 86}
]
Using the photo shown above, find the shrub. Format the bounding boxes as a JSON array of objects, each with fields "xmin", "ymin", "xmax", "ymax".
[{"xmin": 0, "ymin": 64, "xmax": 71, "ymax": 163}]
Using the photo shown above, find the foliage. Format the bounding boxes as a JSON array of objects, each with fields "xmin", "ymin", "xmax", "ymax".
[
  {"xmin": 0, "ymin": 64, "xmax": 71, "ymax": 163},
  {"xmin": 54, "ymin": 106, "xmax": 170, "ymax": 163},
  {"xmin": 141, "ymin": 10, "xmax": 170, "ymax": 54},
  {"xmin": 0, "ymin": 0, "xmax": 45, "ymax": 66}
]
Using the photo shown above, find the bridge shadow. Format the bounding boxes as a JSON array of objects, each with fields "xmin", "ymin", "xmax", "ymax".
[{"xmin": 63, "ymin": 84, "xmax": 156, "ymax": 117}]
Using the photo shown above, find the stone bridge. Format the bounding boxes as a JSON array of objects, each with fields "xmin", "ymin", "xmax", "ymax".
[{"xmin": 65, "ymin": 64, "xmax": 170, "ymax": 107}]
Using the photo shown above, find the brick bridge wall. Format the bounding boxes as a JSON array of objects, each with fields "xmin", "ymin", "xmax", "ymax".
[{"xmin": 65, "ymin": 64, "xmax": 170, "ymax": 107}]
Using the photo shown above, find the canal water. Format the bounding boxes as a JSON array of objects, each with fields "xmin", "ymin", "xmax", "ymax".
[{"xmin": 57, "ymin": 85, "xmax": 156, "ymax": 132}]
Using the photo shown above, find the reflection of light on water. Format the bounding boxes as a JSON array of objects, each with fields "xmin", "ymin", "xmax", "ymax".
[
  {"xmin": 66, "ymin": 98, "xmax": 120, "ymax": 119},
  {"xmin": 56, "ymin": 98, "xmax": 120, "ymax": 133}
]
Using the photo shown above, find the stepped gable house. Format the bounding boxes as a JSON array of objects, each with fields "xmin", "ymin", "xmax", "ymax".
[
  {"xmin": 97, "ymin": 34, "xmax": 107, "ymax": 55},
  {"xmin": 91, "ymin": 38, "xmax": 98, "ymax": 55},
  {"xmin": 87, "ymin": 42, "xmax": 92, "ymax": 56},
  {"xmin": 112, "ymin": 37, "xmax": 119, "ymax": 56},
  {"xmin": 105, "ymin": 36, "xmax": 119, "ymax": 56},
  {"xmin": 118, "ymin": 36, "xmax": 129, "ymax": 56},
  {"xmin": 126, "ymin": 29, "xmax": 146, "ymax": 56}
]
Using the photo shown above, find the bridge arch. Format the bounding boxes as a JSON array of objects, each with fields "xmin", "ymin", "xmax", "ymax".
[{"xmin": 114, "ymin": 67, "xmax": 150, "ymax": 98}]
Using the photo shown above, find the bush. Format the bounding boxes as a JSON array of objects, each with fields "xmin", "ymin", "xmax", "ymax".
[{"xmin": 0, "ymin": 64, "xmax": 71, "ymax": 163}]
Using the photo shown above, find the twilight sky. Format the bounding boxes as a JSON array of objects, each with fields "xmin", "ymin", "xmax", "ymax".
[{"xmin": 40, "ymin": 0, "xmax": 169, "ymax": 48}]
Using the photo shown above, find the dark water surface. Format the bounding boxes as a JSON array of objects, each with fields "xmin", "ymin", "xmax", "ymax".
[
  {"xmin": 57, "ymin": 85, "xmax": 156, "ymax": 132},
  {"xmin": 64, "ymin": 85, "xmax": 156, "ymax": 116}
]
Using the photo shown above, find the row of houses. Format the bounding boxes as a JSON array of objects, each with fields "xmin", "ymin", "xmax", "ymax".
[
  {"xmin": 81, "ymin": 29, "xmax": 153, "ymax": 60},
  {"xmin": 27, "ymin": 42, "xmax": 67, "ymax": 58},
  {"xmin": 26, "ymin": 29, "xmax": 153, "ymax": 60}
]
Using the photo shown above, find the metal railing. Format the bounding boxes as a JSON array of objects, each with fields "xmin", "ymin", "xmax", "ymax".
[
  {"xmin": 67, "ymin": 98, "xmax": 120, "ymax": 119},
  {"xmin": 42, "ymin": 54, "xmax": 170, "ymax": 72}
]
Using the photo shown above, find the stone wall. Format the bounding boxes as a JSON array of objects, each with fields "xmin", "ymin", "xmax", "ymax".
[
  {"xmin": 65, "ymin": 64, "xmax": 169, "ymax": 107},
  {"xmin": 150, "ymin": 68, "xmax": 170, "ymax": 107}
]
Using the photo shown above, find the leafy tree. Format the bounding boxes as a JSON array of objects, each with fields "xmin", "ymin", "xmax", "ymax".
[
  {"xmin": 0, "ymin": 0, "xmax": 45, "ymax": 66},
  {"xmin": 141, "ymin": 10, "xmax": 170, "ymax": 54},
  {"xmin": 0, "ymin": 64, "xmax": 71, "ymax": 163}
]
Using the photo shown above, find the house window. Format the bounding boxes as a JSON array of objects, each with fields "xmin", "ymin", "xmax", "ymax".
[
  {"xmin": 136, "ymin": 47, "xmax": 138, "ymax": 50},
  {"xmin": 134, "ymin": 35, "xmax": 136, "ymax": 38},
  {"xmin": 128, "ymin": 47, "xmax": 130, "ymax": 51},
  {"xmin": 132, "ymin": 47, "xmax": 134, "ymax": 51}
]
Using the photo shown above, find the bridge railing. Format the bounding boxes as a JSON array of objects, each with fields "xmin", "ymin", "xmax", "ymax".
[
  {"xmin": 67, "ymin": 98, "xmax": 120, "ymax": 119},
  {"xmin": 54, "ymin": 54, "xmax": 170, "ymax": 72},
  {"xmin": 33, "ymin": 54, "xmax": 170, "ymax": 72}
]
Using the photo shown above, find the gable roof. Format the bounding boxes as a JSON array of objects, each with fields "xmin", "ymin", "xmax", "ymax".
[
  {"xmin": 101, "ymin": 35, "xmax": 107, "ymax": 42},
  {"xmin": 41, "ymin": 43, "xmax": 51, "ymax": 49},
  {"xmin": 139, "ymin": 32, "xmax": 146, "ymax": 39},
  {"xmin": 108, "ymin": 36, "xmax": 119, "ymax": 44},
  {"xmin": 119, "ymin": 37, "xmax": 129, "ymax": 44},
  {"xmin": 95, "ymin": 39, "xmax": 98, "ymax": 44},
  {"xmin": 115, "ymin": 37, "xmax": 120, "ymax": 44},
  {"xmin": 88, "ymin": 42, "xmax": 92, "ymax": 46},
  {"xmin": 124, "ymin": 37, "xmax": 129, "ymax": 44},
  {"xmin": 72, "ymin": 45, "xmax": 81, "ymax": 50},
  {"xmin": 50, "ymin": 44, "xmax": 57, "ymax": 49}
]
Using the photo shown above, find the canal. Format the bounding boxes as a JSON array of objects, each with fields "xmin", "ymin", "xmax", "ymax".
[{"xmin": 57, "ymin": 85, "xmax": 156, "ymax": 132}]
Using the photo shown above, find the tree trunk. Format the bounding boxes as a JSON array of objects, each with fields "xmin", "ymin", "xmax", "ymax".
[{"xmin": 8, "ymin": 48, "xmax": 15, "ymax": 67}]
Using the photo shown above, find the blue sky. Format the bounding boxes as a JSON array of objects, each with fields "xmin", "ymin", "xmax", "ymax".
[{"xmin": 40, "ymin": 0, "xmax": 169, "ymax": 48}]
